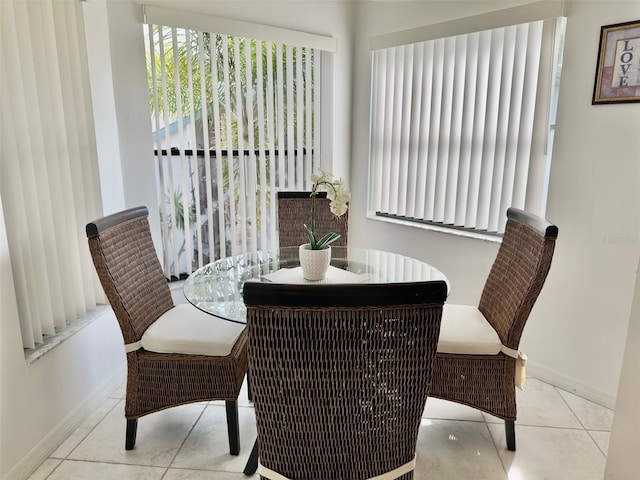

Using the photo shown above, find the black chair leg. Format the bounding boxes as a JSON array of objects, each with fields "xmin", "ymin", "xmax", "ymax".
[
  {"xmin": 226, "ymin": 400, "xmax": 240, "ymax": 455},
  {"xmin": 505, "ymin": 419, "xmax": 516, "ymax": 451},
  {"xmin": 246, "ymin": 371, "xmax": 253, "ymax": 402},
  {"xmin": 125, "ymin": 419, "xmax": 138, "ymax": 450},
  {"xmin": 243, "ymin": 440, "xmax": 259, "ymax": 476}
]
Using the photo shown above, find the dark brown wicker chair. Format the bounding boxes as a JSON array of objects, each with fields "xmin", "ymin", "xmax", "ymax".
[
  {"xmin": 243, "ymin": 280, "xmax": 447, "ymax": 479},
  {"xmin": 86, "ymin": 206, "xmax": 248, "ymax": 454},
  {"xmin": 277, "ymin": 191, "xmax": 348, "ymax": 247},
  {"xmin": 429, "ymin": 207, "xmax": 558, "ymax": 451}
]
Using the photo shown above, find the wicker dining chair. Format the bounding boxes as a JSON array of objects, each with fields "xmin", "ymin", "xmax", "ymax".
[
  {"xmin": 277, "ymin": 191, "xmax": 349, "ymax": 247},
  {"xmin": 242, "ymin": 280, "xmax": 448, "ymax": 480},
  {"xmin": 86, "ymin": 206, "xmax": 249, "ymax": 453},
  {"xmin": 429, "ymin": 207, "xmax": 558, "ymax": 451}
]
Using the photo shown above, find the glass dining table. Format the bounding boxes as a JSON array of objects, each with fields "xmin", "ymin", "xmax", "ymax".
[
  {"xmin": 183, "ymin": 246, "xmax": 449, "ymax": 323},
  {"xmin": 182, "ymin": 246, "xmax": 449, "ymax": 475}
]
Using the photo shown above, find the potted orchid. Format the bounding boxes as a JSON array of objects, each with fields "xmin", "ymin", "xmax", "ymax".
[
  {"xmin": 304, "ymin": 170, "xmax": 350, "ymax": 249},
  {"xmin": 299, "ymin": 171, "xmax": 350, "ymax": 280}
]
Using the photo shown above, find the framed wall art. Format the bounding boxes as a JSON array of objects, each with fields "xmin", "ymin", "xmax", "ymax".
[{"xmin": 592, "ymin": 19, "xmax": 640, "ymax": 104}]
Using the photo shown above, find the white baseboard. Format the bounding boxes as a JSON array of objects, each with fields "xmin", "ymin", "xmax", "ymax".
[
  {"xmin": 527, "ymin": 360, "xmax": 617, "ymax": 410},
  {"xmin": 2, "ymin": 366, "xmax": 126, "ymax": 480}
]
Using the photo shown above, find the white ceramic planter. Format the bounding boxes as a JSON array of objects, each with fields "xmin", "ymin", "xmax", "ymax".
[{"xmin": 299, "ymin": 243, "xmax": 331, "ymax": 281}]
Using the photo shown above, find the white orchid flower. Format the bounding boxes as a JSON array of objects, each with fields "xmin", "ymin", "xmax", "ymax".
[{"xmin": 306, "ymin": 170, "xmax": 350, "ymax": 249}]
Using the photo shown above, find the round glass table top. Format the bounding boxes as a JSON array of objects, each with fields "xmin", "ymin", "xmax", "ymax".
[{"xmin": 183, "ymin": 246, "xmax": 449, "ymax": 324}]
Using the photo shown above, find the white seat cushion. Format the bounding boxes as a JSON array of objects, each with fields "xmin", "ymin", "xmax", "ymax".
[
  {"xmin": 437, "ymin": 304, "xmax": 502, "ymax": 355},
  {"xmin": 141, "ymin": 304, "xmax": 245, "ymax": 357}
]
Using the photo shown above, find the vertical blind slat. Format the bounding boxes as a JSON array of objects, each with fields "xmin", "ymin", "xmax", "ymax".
[
  {"xmin": 210, "ymin": 33, "xmax": 226, "ymax": 260},
  {"xmin": 313, "ymin": 51, "xmax": 321, "ymax": 183},
  {"xmin": 388, "ymin": 46, "xmax": 404, "ymax": 215},
  {"xmin": 444, "ymin": 34, "xmax": 467, "ymax": 225},
  {"xmin": 433, "ymin": 36, "xmax": 456, "ymax": 224},
  {"xmin": 266, "ymin": 42, "xmax": 278, "ymax": 248},
  {"xmin": 197, "ymin": 31, "xmax": 215, "ymax": 267},
  {"xmin": 295, "ymin": 47, "xmax": 304, "ymax": 188},
  {"xmin": 149, "ymin": 24, "xmax": 170, "ymax": 272},
  {"xmin": 159, "ymin": 27, "xmax": 179, "ymax": 277},
  {"xmin": 396, "ymin": 44, "xmax": 413, "ymax": 217},
  {"xmin": 406, "ymin": 43, "xmax": 425, "ymax": 219},
  {"xmin": 475, "ymin": 28, "xmax": 504, "ymax": 231},
  {"xmin": 381, "ymin": 49, "xmax": 395, "ymax": 213},
  {"xmin": 498, "ymin": 23, "xmax": 530, "ymax": 233},
  {"xmin": 244, "ymin": 39, "xmax": 257, "ymax": 252},
  {"xmin": 221, "ymin": 36, "xmax": 238, "ymax": 255},
  {"xmin": 369, "ymin": 50, "xmax": 385, "ymax": 213},
  {"xmin": 185, "ymin": 30, "xmax": 201, "ymax": 270},
  {"xmin": 455, "ymin": 31, "xmax": 479, "ymax": 227},
  {"xmin": 414, "ymin": 41, "xmax": 432, "ymax": 221},
  {"xmin": 255, "ymin": 40, "xmax": 269, "ymax": 250},
  {"xmin": 276, "ymin": 44, "xmax": 286, "ymax": 190},
  {"xmin": 424, "ymin": 38, "xmax": 444, "ymax": 221},
  {"xmin": 465, "ymin": 29, "xmax": 491, "ymax": 228},
  {"xmin": 170, "ymin": 27, "xmax": 185, "ymax": 277},
  {"xmin": 182, "ymin": 29, "xmax": 195, "ymax": 274},
  {"xmin": 232, "ymin": 38, "xmax": 247, "ymax": 253},
  {"xmin": 285, "ymin": 45, "xmax": 295, "ymax": 189},
  {"xmin": 488, "ymin": 25, "xmax": 517, "ymax": 232},
  {"xmin": 304, "ymin": 48, "xmax": 313, "ymax": 189},
  {"xmin": 513, "ymin": 20, "xmax": 544, "ymax": 217}
]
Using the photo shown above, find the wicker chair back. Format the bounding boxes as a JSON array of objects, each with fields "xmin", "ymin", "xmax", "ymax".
[
  {"xmin": 277, "ymin": 191, "xmax": 349, "ymax": 247},
  {"xmin": 86, "ymin": 206, "xmax": 173, "ymax": 344},
  {"xmin": 243, "ymin": 281, "xmax": 447, "ymax": 480},
  {"xmin": 478, "ymin": 207, "xmax": 559, "ymax": 349}
]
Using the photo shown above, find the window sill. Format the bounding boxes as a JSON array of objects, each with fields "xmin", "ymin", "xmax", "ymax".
[
  {"xmin": 368, "ymin": 212, "xmax": 503, "ymax": 244},
  {"xmin": 24, "ymin": 305, "xmax": 111, "ymax": 365}
]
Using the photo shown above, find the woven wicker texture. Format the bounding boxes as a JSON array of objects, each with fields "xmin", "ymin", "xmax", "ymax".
[
  {"xmin": 479, "ymin": 220, "xmax": 556, "ymax": 349},
  {"xmin": 429, "ymin": 209, "xmax": 557, "ymax": 422},
  {"xmin": 86, "ymin": 208, "xmax": 248, "ymax": 420},
  {"xmin": 245, "ymin": 283, "xmax": 445, "ymax": 480},
  {"xmin": 277, "ymin": 192, "xmax": 348, "ymax": 247}
]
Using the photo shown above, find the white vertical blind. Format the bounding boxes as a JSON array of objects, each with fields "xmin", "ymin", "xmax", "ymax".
[
  {"xmin": 369, "ymin": 16, "xmax": 564, "ymax": 235},
  {"xmin": 145, "ymin": 22, "xmax": 322, "ymax": 277},
  {"xmin": 0, "ymin": 0, "xmax": 103, "ymax": 349}
]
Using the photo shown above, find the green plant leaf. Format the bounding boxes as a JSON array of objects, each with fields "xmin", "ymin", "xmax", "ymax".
[
  {"xmin": 303, "ymin": 224, "xmax": 318, "ymax": 249},
  {"xmin": 316, "ymin": 232, "xmax": 341, "ymax": 250}
]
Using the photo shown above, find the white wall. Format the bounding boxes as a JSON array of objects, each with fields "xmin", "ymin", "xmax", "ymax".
[
  {"xmin": 349, "ymin": 0, "xmax": 640, "ymax": 408},
  {"xmin": 524, "ymin": 0, "xmax": 640, "ymax": 405},
  {"xmin": 605, "ymin": 258, "xmax": 640, "ymax": 479},
  {"xmin": 0, "ymin": 195, "xmax": 125, "ymax": 479}
]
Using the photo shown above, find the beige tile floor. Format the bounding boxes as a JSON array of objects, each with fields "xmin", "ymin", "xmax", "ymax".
[{"xmin": 29, "ymin": 376, "xmax": 613, "ymax": 480}]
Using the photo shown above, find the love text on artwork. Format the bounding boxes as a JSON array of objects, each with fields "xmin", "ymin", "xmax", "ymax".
[{"xmin": 613, "ymin": 37, "xmax": 640, "ymax": 88}]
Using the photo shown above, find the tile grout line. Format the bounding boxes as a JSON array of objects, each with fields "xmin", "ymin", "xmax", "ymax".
[
  {"xmin": 41, "ymin": 395, "xmax": 123, "ymax": 479},
  {"xmin": 159, "ymin": 403, "xmax": 211, "ymax": 478},
  {"xmin": 482, "ymin": 418, "xmax": 510, "ymax": 479},
  {"xmin": 552, "ymin": 385, "xmax": 609, "ymax": 460}
]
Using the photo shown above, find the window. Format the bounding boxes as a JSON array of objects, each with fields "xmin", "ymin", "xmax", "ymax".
[
  {"xmin": 143, "ymin": 6, "xmax": 336, "ymax": 278},
  {"xmin": 0, "ymin": 0, "xmax": 104, "ymax": 352},
  {"xmin": 368, "ymin": 2, "xmax": 566, "ymax": 235}
]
